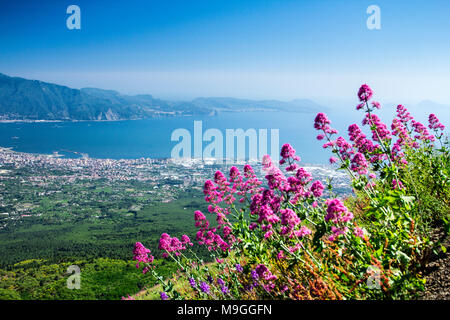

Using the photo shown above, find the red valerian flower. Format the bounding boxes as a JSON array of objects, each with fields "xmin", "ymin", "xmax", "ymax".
[{"xmin": 357, "ymin": 84, "xmax": 373, "ymax": 102}]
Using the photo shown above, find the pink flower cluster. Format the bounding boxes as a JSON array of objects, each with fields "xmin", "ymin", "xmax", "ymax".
[
  {"xmin": 412, "ymin": 120, "xmax": 435, "ymax": 142},
  {"xmin": 250, "ymin": 190, "xmax": 282, "ymax": 229},
  {"xmin": 353, "ymin": 226, "xmax": 366, "ymax": 239},
  {"xmin": 310, "ymin": 180, "xmax": 325, "ymax": 197},
  {"xmin": 194, "ymin": 209, "xmax": 232, "ymax": 252},
  {"xmin": 393, "ymin": 104, "xmax": 437, "ymax": 143},
  {"xmin": 324, "ymin": 199, "xmax": 354, "ymax": 241},
  {"xmin": 158, "ymin": 233, "xmax": 193, "ymax": 257},
  {"xmin": 350, "ymin": 153, "xmax": 369, "ymax": 175},
  {"xmin": 244, "ymin": 151, "xmax": 317, "ymax": 240},
  {"xmin": 265, "ymin": 165, "xmax": 288, "ymax": 191},
  {"xmin": 357, "ymin": 84, "xmax": 373, "ymax": 102},
  {"xmin": 279, "ymin": 208, "xmax": 312, "ymax": 239},
  {"xmin": 280, "ymin": 143, "xmax": 301, "ymax": 167},
  {"xmin": 254, "ymin": 264, "xmax": 278, "ymax": 292},
  {"xmin": 362, "ymin": 113, "xmax": 392, "ymax": 142},
  {"xmin": 391, "ymin": 118, "xmax": 417, "ymax": 165},
  {"xmin": 428, "ymin": 114, "xmax": 445, "ymax": 132},
  {"xmin": 392, "ymin": 179, "xmax": 405, "ymax": 190},
  {"xmin": 196, "ymin": 165, "xmax": 266, "ymax": 252},
  {"xmin": 396, "ymin": 105, "xmax": 413, "ymax": 124},
  {"xmin": 348, "ymin": 124, "xmax": 378, "ymax": 155},
  {"xmin": 325, "ymin": 198, "xmax": 354, "ymax": 224},
  {"xmin": 335, "ymin": 136, "xmax": 355, "ymax": 161},
  {"xmin": 314, "ymin": 113, "xmax": 337, "ymax": 134},
  {"xmin": 329, "ymin": 226, "xmax": 348, "ymax": 242},
  {"xmin": 133, "ymin": 242, "xmax": 154, "ymax": 272}
]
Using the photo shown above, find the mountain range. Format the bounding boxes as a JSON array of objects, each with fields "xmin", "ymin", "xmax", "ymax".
[{"xmin": 0, "ymin": 73, "xmax": 326, "ymax": 121}]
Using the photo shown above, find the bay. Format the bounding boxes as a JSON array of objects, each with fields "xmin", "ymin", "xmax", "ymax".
[{"xmin": 0, "ymin": 108, "xmax": 447, "ymax": 164}]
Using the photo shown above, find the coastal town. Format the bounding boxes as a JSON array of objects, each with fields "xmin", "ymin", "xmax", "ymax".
[{"xmin": 0, "ymin": 147, "xmax": 352, "ymax": 229}]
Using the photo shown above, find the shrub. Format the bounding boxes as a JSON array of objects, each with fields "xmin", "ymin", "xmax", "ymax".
[{"xmin": 133, "ymin": 84, "xmax": 448, "ymax": 300}]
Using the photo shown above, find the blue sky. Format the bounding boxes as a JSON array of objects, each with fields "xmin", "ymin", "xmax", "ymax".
[{"xmin": 1, "ymin": 0, "xmax": 449, "ymax": 104}]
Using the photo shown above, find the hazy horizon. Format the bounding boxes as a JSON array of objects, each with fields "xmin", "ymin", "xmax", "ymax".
[{"xmin": 2, "ymin": 71, "xmax": 450, "ymax": 109}]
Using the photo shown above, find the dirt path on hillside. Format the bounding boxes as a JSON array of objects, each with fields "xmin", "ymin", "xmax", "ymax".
[{"xmin": 419, "ymin": 227, "xmax": 449, "ymax": 300}]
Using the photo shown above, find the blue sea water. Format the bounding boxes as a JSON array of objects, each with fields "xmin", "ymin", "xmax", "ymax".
[{"xmin": 0, "ymin": 108, "xmax": 448, "ymax": 164}]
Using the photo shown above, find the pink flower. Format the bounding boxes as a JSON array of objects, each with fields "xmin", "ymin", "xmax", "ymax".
[
  {"xmin": 357, "ymin": 84, "xmax": 373, "ymax": 102},
  {"xmin": 214, "ymin": 170, "xmax": 227, "ymax": 184},
  {"xmin": 280, "ymin": 143, "xmax": 294, "ymax": 158},
  {"xmin": 264, "ymin": 230, "xmax": 273, "ymax": 239},
  {"xmin": 371, "ymin": 101, "xmax": 381, "ymax": 109},
  {"xmin": 158, "ymin": 233, "xmax": 172, "ymax": 251},
  {"xmin": 229, "ymin": 166, "xmax": 240, "ymax": 179},
  {"xmin": 354, "ymin": 226, "xmax": 366, "ymax": 239},
  {"xmin": 335, "ymin": 136, "xmax": 355, "ymax": 160},
  {"xmin": 133, "ymin": 242, "xmax": 154, "ymax": 267},
  {"xmin": 280, "ymin": 208, "xmax": 300, "ymax": 227},
  {"xmin": 285, "ymin": 163, "xmax": 299, "ymax": 172},
  {"xmin": 348, "ymin": 123, "xmax": 376, "ymax": 154},
  {"xmin": 255, "ymin": 264, "xmax": 277, "ymax": 282},
  {"xmin": 350, "ymin": 153, "xmax": 369, "ymax": 175},
  {"xmin": 310, "ymin": 180, "xmax": 325, "ymax": 197},
  {"xmin": 412, "ymin": 120, "xmax": 435, "ymax": 142},
  {"xmin": 428, "ymin": 114, "xmax": 445, "ymax": 131},
  {"xmin": 203, "ymin": 180, "xmax": 215, "ymax": 195},
  {"xmin": 295, "ymin": 226, "xmax": 312, "ymax": 238},
  {"xmin": 314, "ymin": 112, "xmax": 334, "ymax": 134},
  {"xmin": 265, "ymin": 166, "xmax": 287, "ymax": 190},
  {"xmin": 223, "ymin": 225, "xmax": 232, "ymax": 237},
  {"xmin": 181, "ymin": 235, "xmax": 193, "ymax": 246},
  {"xmin": 362, "ymin": 113, "xmax": 392, "ymax": 142},
  {"xmin": 262, "ymin": 154, "xmax": 273, "ymax": 170},
  {"xmin": 328, "ymin": 226, "xmax": 348, "ymax": 241},
  {"xmin": 243, "ymin": 164, "xmax": 255, "ymax": 177},
  {"xmin": 280, "ymin": 143, "xmax": 301, "ymax": 162},
  {"xmin": 396, "ymin": 105, "xmax": 413, "ymax": 124},
  {"xmin": 392, "ymin": 179, "xmax": 404, "ymax": 190},
  {"xmin": 295, "ymin": 167, "xmax": 313, "ymax": 185},
  {"xmin": 194, "ymin": 210, "xmax": 209, "ymax": 228},
  {"xmin": 277, "ymin": 250, "xmax": 286, "ymax": 260},
  {"xmin": 325, "ymin": 198, "xmax": 353, "ymax": 223}
]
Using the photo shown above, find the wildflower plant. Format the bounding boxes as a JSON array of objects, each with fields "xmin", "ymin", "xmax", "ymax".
[{"xmin": 133, "ymin": 85, "xmax": 448, "ymax": 300}]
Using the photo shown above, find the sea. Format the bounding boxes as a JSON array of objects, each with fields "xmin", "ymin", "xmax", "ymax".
[{"xmin": 0, "ymin": 107, "xmax": 448, "ymax": 165}]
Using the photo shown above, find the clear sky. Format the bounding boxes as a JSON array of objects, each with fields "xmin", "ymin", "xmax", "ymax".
[{"xmin": 1, "ymin": 0, "xmax": 449, "ymax": 104}]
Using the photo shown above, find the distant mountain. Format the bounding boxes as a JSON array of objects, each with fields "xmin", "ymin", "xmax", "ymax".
[
  {"xmin": 191, "ymin": 97, "xmax": 326, "ymax": 113},
  {"xmin": 414, "ymin": 100, "xmax": 450, "ymax": 112},
  {"xmin": 0, "ymin": 73, "xmax": 325, "ymax": 121},
  {"xmin": 0, "ymin": 74, "xmax": 213, "ymax": 120}
]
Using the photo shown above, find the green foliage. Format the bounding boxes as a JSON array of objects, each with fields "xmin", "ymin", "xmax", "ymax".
[
  {"xmin": 0, "ymin": 258, "xmax": 177, "ymax": 300},
  {"xmin": 0, "ymin": 191, "xmax": 207, "ymax": 268},
  {"xmin": 135, "ymin": 88, "xmax": 449, "ymax": 300}
]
